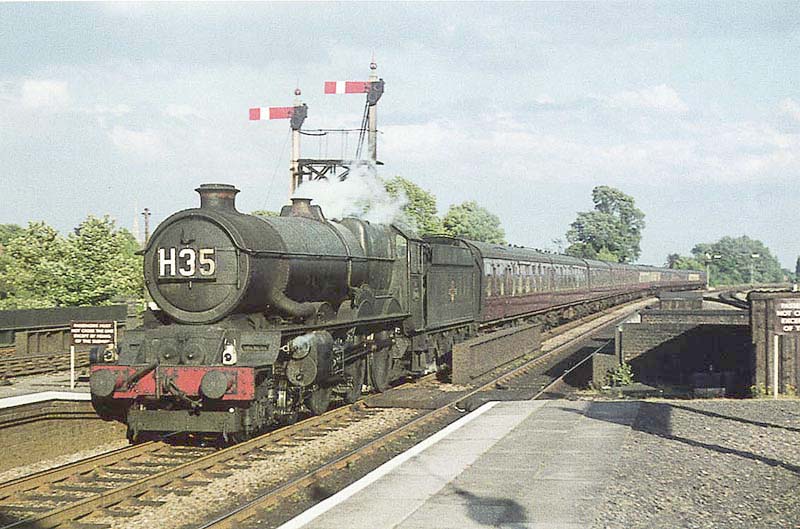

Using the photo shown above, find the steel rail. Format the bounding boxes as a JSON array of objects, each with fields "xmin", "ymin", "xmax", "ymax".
[
  {"xmin": 0, "ymin": 404, "xmax": 363, "ymax": 529},
  {"xmin": 0, "ymin": 442, "xmax": 162, "ymax": 499},
  {"xmin": 530, "ymin": 338, "xmax": 614, "ymax": 400}
]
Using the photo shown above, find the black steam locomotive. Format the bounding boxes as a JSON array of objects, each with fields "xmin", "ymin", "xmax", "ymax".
[{"xmin": 90, "ymin": 184, "xmax": 704, "ymax": 441}]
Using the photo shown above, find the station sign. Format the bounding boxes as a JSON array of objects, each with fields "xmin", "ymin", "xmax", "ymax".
[
  {"xmin": 70, "ymin": 321, "xmax": 116, "ymax": 345},
  {"xmin": 773, "ymin": 299, "xmax": 800, "ymax": 334}
]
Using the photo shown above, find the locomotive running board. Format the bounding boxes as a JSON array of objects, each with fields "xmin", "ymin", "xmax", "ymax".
[{"xmin": 451, "ymin": 323, "xmax": 542, "ymax": 385}]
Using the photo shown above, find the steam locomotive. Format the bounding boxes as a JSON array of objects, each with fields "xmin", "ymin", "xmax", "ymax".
[{"xmin": 90, "ymin": 184, "xmax": 704, "ymax": 441}]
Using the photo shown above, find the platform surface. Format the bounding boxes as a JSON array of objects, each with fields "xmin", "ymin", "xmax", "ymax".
[
  {"xmin": 281, "ymin": 399, "xmax": 641, "ymax": 529},
  {"xmin": 0, "ymin": 371, "xmax": 90, "ymax": 408}
]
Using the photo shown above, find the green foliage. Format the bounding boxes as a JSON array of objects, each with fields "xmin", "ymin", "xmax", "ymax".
[
  {"xmin": 251, "ymin": 209, "xmax": 279, "ymax": 218},
  {"xmin": 0, "ymin": 222, "xmax": 70, "ymax": 307},
  {"xmin": 383, "ymin": 176, "xmax": 444, "ymax": 235},
  {"xmin": 0, "ymin": 224, "xmax": 23, "ymax": 247},
  {"xmin": 565, "ymin": 186, "xmax": 645, "ymax": 263},
  {"xmin": 0, "ymin": 224, "xmax": 23, "ymax": 300},
  {"xmin": 691, "ymin": 236, "xmax": 783, "ymax": 286},
  {"xmin": 666, "ymin": 253, "xmax": 704, "ymax": 271},
  {"xmin": 607, "ymin": 361, "xmax": 634, "ymax": 387},
  {"xmin": 795, "ymin": 256, "xmax": 800, "ymax": 282},
  {"xmin": 596, "ymin": 247, "xmax": 619, "ymax": 263},
  {"xmin": 62, "ymin": 216, "xmax": 143, "ymax": 306},
  {"xmin": 442, "ymin": 201, "xmax": 505, "ymax": 244},
  {"xmin": 0, "ymin": 217, "xmax": 142, "ymax": 309}
]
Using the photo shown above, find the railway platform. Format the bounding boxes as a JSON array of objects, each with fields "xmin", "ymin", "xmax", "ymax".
[
  {"xmin": 280, "ymin": 399, "xmax": 638, "ymax": 529},
  {"xmin": 0, "ymin": 371, "xmax": 89, "ymax": 407}
]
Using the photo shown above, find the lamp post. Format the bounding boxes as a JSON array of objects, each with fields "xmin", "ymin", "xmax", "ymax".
[
  {"xmin": 705, "ymin": 253, "xmax": 722, "ymax": 290},
  {"xmin": 750, "ymin": 253, "xmax": 760, "ymax": 285}
]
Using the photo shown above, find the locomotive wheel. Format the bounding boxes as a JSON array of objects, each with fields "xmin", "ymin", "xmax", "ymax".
[
  {"xmin": 370, "ymin": 348, "xmax": 392, "ymax": 392},
  {"xmin": 343, "ymin": 359, "xmax": 365, "ymax": 403},
  {"xmin": 306, "ymin": 386, "xmax": 332, "ymax": 415}
]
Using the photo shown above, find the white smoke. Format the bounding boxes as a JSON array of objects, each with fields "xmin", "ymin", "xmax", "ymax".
[{"xmin": 292, "ymin": 166, "xmax": 411, "ymax": 227}]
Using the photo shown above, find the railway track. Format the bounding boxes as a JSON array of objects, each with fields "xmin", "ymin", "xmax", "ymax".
[
  {"xmin": 0, "ymin": 403, "xmax": 392, "ymax": 529},
  {"xmin": 0, "ymin": 299, "xmax": 646, "ymax": 529},
  {"xmin": 0, "ymin": 351, "xmax": 90, "ymax": 379}
]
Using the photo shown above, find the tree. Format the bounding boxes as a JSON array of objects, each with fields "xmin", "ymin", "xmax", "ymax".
[
  {"xmin": 383, "ymin": 176, "xmax": 444, "ymax": 235},
  {"xmin": 61, "ymin": 216, "xmax": 142, "ymax": 306},
  {"xmin": 565, "ymin": 186, "xmax": 645, "ymax": 263},
  {"xmin": 251, "ymin": 210, "xmax": 279, "ymax": 218},
  {"xmin": 795, "ymin": 256, "xmax": 800, "ymax": 282},
  {"xmin": 442, "ymin": 201, "xmax": 505, "ymax": 243},
  {"xmin": 0, "ymin": 224, "xmax": 22, "ymax": 247},
  {"xmin": 666, "ymin": 253, "xmax": 703, "ymax": 271},
  {"xmin": 0, "ymin": 222, "xmax": 70, "ymax": 308},
  {"xmin": 690, "ymin": 236, "xmax": 783, "ymax": 286},
  {"xmin": 0, "ymin": 217, "xmax": 143, "ymax": 309},
  {"xmin": 0, "ymin": 224, "xmax": 23, "ymax": 300}
]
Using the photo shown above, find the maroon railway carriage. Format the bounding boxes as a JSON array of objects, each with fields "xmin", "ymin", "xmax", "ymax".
[{"xmin": 446, "ymin": 240, "xmax": 703, "ymax": 324}]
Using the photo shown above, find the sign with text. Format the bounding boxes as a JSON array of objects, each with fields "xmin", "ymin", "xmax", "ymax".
[
  {"xmin": 71, "ymin": 321, "xmax": 116, "ymax": 345},
  {"xmin": 774, "ymin": 299, "xmax": 800, "ymax": 334}
]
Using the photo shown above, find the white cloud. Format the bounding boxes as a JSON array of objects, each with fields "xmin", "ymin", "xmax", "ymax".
[
  {"xmin": 164, "ymin": 104, "xmax": 204, "ymax": 120},
  {"xmin": 20, "ymin": 79, "xmax": 70, "ymax": 109},
  {"xmin": 109, "ymin": 126, "xmax": 162, "ymax": 157},
  {"xmin": 604, "ymin": 85, "xmax": 688, "ymax": 113},
  {"xmin": 91, "ymin": 104, "xmax": 132, "ymax": 116},
  {"xmin": 780, "ymin": 98, "xmax": 800, "ymax": 122},
  {"xmin": 383, "ymin": 113, "xmax": 799, "ymax": 186}
]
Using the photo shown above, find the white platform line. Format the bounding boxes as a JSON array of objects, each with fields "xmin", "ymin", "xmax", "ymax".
[
  {"xmin": 0, "ymin": 391, "xmax": 91, "ymax": 409},
  {"xmin": 276, "ymin": 401, "xmax": 499, "ymax": 529}
]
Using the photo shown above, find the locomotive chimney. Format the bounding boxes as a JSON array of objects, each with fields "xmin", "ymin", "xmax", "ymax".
[
  {"xmin": 196, "ymin": 184, "xmax": 239, "ymax": 212},
  {"xmin": 290, "ymin": 198, "xmax": 313, "ymax": 217}
]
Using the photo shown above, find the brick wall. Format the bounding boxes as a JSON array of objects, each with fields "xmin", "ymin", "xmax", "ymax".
[
  {"xmin": 621, "ymin": 321, "xmax": 752, "ymax": 395},
  {"xmin": 641, "ymin": 309, "xmax": 749, "ymax": 325},
  {"xmin": 0, "ymin": 401, "xmax": 126, "ymax": 472},
  {"xmin": 592, "ymin": 352, "xmax": 620, "ymax": 387}
]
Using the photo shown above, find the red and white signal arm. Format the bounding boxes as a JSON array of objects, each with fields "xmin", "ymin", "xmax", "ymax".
[
  {"xmin": 248, "ymin": 106, "xmax": 295, "ymax": 120},
  {"xmin": 324, "ymin": 81, "xmax": 370, "ymax": 94}
]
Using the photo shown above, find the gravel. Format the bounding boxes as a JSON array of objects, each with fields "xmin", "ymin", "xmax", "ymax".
[
  {"xmin": 0, "ymin": 440, "xmax": 128, "ymax": 483},
  {"xmin": 591, "ymin": 399, "xmax": 800, "ymax": 529},
  {"xmin": 83, "ymin": 407, "xmax": 421, "ymax": 529}
]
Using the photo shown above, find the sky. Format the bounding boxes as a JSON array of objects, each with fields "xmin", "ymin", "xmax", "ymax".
[{"xmin": 1, "ymin": 2, "xmax": 799, "ymax": 267}]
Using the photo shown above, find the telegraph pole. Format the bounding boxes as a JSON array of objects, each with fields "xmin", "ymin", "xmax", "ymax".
[
  {"xmin": 141, "ymin": 208, "xmax": 151, "ymax": 244},
  {"xmin": 289, "ymin": 89, "xmax": 307, "ymax": 195}
]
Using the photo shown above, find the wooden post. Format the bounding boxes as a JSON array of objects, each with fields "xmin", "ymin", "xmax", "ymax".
[
  {"xmin": 773, "ymin": 334, "xmax": 780, "ymax": 400},
  {"xmin": 69, "ymin": 344, "xmax": 75, "ymax": 390}
]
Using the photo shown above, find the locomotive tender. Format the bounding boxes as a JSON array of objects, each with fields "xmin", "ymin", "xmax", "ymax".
[{"xmin": 90, "ymin": 184, "xmax": 704, "ymax": 441}]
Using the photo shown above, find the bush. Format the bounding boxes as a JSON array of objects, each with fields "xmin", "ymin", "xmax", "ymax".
[{"xmin": 607, "ymin": 362, "xmax": 634, "ymax": 387}]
